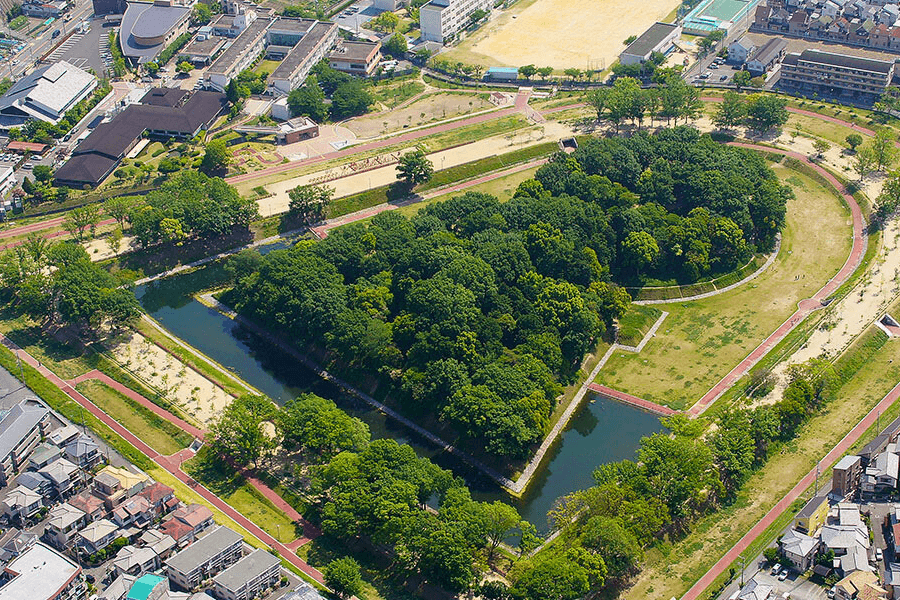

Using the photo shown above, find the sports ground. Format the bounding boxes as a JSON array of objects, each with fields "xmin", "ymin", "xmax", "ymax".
[
  {"xmin": 683, "ymin": 0, "xmax": 762, "ymax": 34},
  {"xmin": 443, "ymin": 0, "xmax": 682, "ymax": 70}
]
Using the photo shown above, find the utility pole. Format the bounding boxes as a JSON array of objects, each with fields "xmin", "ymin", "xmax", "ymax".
[{"xmin": 739, "ymin": 553, "xmax": 747, "ymax": 588}]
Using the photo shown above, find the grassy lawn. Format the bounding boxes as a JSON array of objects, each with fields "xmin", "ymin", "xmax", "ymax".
[
  {"xmin": 75, "ymin": 379, "xmax": 193, "ymax": 456},
  {"xmin": 595, "ymin": 164, "xmax": 852, "ymax": 410},
  {"xmin": 183, "ymin": 448, "xmax": 301, "ymax": 544},
  {"xmin": 616, "ymin": 305, "xmax": 663, "ymax": 347},
  {"xmin": 370, "ymin": 80, "xmax": 426, "ymax": 109},
  {"xmin": 0, "ymin": 310, "xmax": 93, "ymax": 380},
  {"xmin": 253, "ymin": 59, "xmax": 281, "ymax": 76},
  {"xmin": 627, "ymin": 324, "xmax": 900, "ymax": 600}
]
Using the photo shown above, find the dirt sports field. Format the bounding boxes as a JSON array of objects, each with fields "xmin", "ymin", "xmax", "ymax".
[{"xmin": 444, "ymin": 0, "xmax": 682, "ymax": 70}]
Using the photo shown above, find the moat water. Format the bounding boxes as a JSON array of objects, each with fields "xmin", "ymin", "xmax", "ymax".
[{"xmin": 135, "ymin": 248, "xmax": 664, "ymax": 533}]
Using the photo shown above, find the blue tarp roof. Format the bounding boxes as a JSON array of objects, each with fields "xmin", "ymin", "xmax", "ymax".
[{"xmin": 487, "ymin": 67, "xmax": 518, "ymax": 74}]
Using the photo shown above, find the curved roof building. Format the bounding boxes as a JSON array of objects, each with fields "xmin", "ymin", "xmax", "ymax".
[{"xmin": 120, "ymin": 0, "xmax": 191, "ymax": 64}]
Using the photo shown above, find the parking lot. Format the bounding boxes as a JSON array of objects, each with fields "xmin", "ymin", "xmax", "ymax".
[
  {"xmin": 46, "ymin": 17, "xmax": 115, "ymax": 76},
  {"xmin": 333, "ymin": 0, "xmax": 380, "ymax": 33},
  {"xmin": 691, "ymin": 55, "xmax": 737, "ymax": 85}
]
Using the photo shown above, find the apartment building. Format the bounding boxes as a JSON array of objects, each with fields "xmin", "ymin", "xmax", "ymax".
[
  {"xmin": 0, "ymin": 399, "xmax": 50, "ymax": 486},
  {"xmin": 212, "ymin": 549, "xmax": 281, "ymax": 600},
  {"xmin": 833, "ymin": 455, "xmax": 863, "ymax": 499},
  {"xmin": 165, "ymin": 526, "xmax": 243, "ymax": 591},
  {"xmin": 419, "ymin": 0, "xmax": 491, "ymax": 43},
  {"xmin": 0, "ymin": 541, "xmax": 85, "ymax": 600},
  {"xmin": 779, "ymin": 48, "xmax": 897, "ymax": 102},
  {"xmin": 205, "ymin": 15, "xmax": 273, "ymax": 92},
  {"xmin": 267, "ymin": 20, "xmax": 338, "ymax": 96}
]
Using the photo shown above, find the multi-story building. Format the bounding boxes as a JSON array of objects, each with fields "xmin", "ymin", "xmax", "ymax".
[
  {"xmin": 779, "ymin": 48, "xmax": 897, "ymax": 103},
  {"xmin": 119, "ymin": 0, "xmax": 192, "ymax": 65},
  {"xmin": 205, "ymin": 15, "xmax": 272, "ymax": 92},
  {"xmin": 44, "ymin": 503, "xmax": 87, "ymax": 550},
  {"xmin": 76, "ymin": 519, "xmax": 120, "ymax": 555},
  {"xmin": 0, "ymin": 399, "xmax": 50, "ymax": 486},
  {"xmin": 165, "ymin": 526, "xmax": 243, "ymax": 591},
  {"xmin": 0, "ymin": 541, "xmax": 85, "ymax": 600},
  {"xmin": 266, "ymin": 20, "xmax": 338, "ymax": 96},
  {"xmin": 833, "ymin": 455, "xmax": 863, "ymax": 499},
  {"xmin": 419, "ymin": 0, "xmax": 491, "ymax": 43},
  {"xmin": 212, "ymin": 549, "xmax": 281, "ymax": 600},
  {"xmin": 328, "ymin": 40, "xmax": 382, "ymax": 76}
]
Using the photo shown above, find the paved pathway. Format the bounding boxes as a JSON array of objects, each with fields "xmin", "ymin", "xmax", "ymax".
[
  {"xmin": 69, "ymin": 369, "xmax": 206, "ymax": 439},
  {"xmin": 587, "ymin": 383, "xmax": 676, "ymax": 416},
  {"xmin": 0, "ymin": 332, "xmax": 327, "ymax": 584},
  {"xmin": 682, "ymin": 380, "xmax": 900, "ymax": 600},
  {"xmin": 686, "ymin": 144, "xmax": 866, "ymax": 416}
]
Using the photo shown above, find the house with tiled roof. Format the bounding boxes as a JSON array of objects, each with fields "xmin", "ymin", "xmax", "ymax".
[{"xmin": 138, "ymin": 481, "xmax": 176, "ymax": 518}]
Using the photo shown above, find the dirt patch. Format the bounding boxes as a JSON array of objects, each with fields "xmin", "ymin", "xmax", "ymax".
[
  {"xmin": 346, "ymin": 93, "xmax": 494, "ymax": 138},
  {"xmin": 108, "ymin": 330, "xmax": 233, "ymax": 425},
  {"xmin": 444, "ymin": 0, "xmax": 681, "ymax": 70}
]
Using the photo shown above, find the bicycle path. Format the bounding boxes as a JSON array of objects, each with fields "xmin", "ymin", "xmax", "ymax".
[{"xmin": 686, "ymin": 144, "xmax": 866, "ymax": 416}]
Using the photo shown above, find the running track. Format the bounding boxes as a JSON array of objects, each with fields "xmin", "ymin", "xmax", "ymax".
[
  {"xmin": 686, "ymin": 144, "xmax": 866, "ymax": 415},
  {"xmin": 0, "ymin": 334, "xmax": 327, "ymax": 585},
  {"xmin": 682, "ymin": 380, "xmax": 900, "ymax": 600}
]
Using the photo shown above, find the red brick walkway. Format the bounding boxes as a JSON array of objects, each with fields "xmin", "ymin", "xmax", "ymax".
[
  {"xmin": 0, "ymin": 333, "xmax": 326, "ymax": 584},
  {"xmin": 687, "ymin": 145, "xmax": 866, "ymax": 416},
  {"xmin": 587, "ymin": 383, "xmax": 676, "ymax": 417}
]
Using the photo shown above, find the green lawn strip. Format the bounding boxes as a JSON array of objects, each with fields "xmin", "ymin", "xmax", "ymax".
[
  {"xmin": 616, "ymin": 305, "xmax": 662, "ymax": 347},
  {"xmin": 326, "ymin": 141, "xmax": 556, "ymax": 220},
  {"xmin": 370, "ymin": 80, "xmax": 426, "ymax": 109},
  {"xmin": 182, "ymin": 448, "xmax": 300, "ymax": 544},
  {"xmin": 595, "ymin": 165, "xmax": 852, "ymax": 410},
  {"xmin": 627, "ymin": 326, "xmax": 900, "ymax": 600},
  {"xmin": 75, "ymin": 379, "xmax": 192, "ymax": 455},
  {"xmin": 133, "ymin": 317, "xmax": 249, "ymax": 398}
]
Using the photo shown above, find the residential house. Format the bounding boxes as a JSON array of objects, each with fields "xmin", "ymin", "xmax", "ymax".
[
  {"xmin": 282, "ymin": 582, "xmax": 327, "ymax": 600},
  {"xmin": 779, "ymin": 528, "xmax": 821, "ymax": 571},
  {"xmin": 737, "ymin": 578, "xmax": 773, "ymax": 600},
  {"xmin": 0, "ymin": 398, "xmax": 50, "ymax": 486},
  {"xmin": 139, "ymin": 528, "xmax": 176, "ymax": 562},
  {"xmin": 212, "ymin": 549, "xmax": 281, "ymax": 600},
  {"xmin": 111, "ymin": 495, "xmax": 153, "ymax": 529},
  {"xmin": 1, "ymin": 485, "xmax": 43, "ymax": 522},
  {"xmin": 111, "ymin": 544, "xmax": 161, "ymax": 578},
  {"xmin": 137, "ymin": 481, "xmax": 177, "ymax": 518},
  {"xmin": 863, "ymin": 447, "xmax": 900, "ymax": 494},
  {"xmin": 166, "ymin": 503, "xmax": 214, "ymax": 538},
  {"xmin": 44, "ymin": 503, "xmax": 87, "ymax": 550},
  {"xmin": 0, "ymin": 541, "xmax": 85, "ymax": 600},
  {"xmin": 795, "ymin": 494, "xmax": 830, "ymax": 534},
  {"xmin": 28, "ymin": 442, "xmax": 61, "ymax": 470},
  {"xmin": 165, "ymin": 526, "xmax": 243, "ymax": 591},
  {"xmin": 160, "ymin": 518, "xmax": 195, "ymax": 547},
  {"xmin": 76, "ymin": 518, "xmax": 120, "ymax": 554},
  {"xmin": 64, "ymin": 435, "xmax": 101, "ymax": 470},
  {"xmin": 69, "ymin": 490, "xmax": 106, "ymax": 522},
  {"xmin": 834, "ymin": 455, "xmax": 863, "ymax": 499},
  {"xmin": 835, "ymin": 570, "xmax": 889, "ymax": 599},
  {"xmin": 47, "ymin": 425, "xmax": 80, "ymax": 448},
  {"xmin": 16, "ymin": 471, "xmax": 50, "ymax": 497},
  {"xmin": 728, "ymin": 36, "xmax": 756, "ymax": 64},
  {"xmin": 39, "ymin": 457, "xmax": 83, "ymax": 499},
  {"xmin": 0, "ymin": 528, "xmax": 37, "ymax": 562},
  {"xmin": 93, "ymin": 470, "xmax": 125, "ymax": 509},
  {"xmin": 883, "ymin": 562, "xmax": 900, "ymax": 599}
]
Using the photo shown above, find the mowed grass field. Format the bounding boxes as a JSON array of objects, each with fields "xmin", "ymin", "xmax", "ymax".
[{"xmin": 595, "ymin": 164, "xmax": 853, "ymax": 410}]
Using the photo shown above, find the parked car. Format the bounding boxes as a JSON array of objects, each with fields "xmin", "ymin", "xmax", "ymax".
[
  {"xmin": 778, "ymin": 570, "xmax": 788, "ymax": 581},
  {"xmin": 876, "ymin": 548, "xmax": 883, "ymax": 561},
  {"xmin": 720, "ymin": 74, "xmax": 728, "ymax": 81},
  {"xmin": 771, "ymin": 563, "xmax": 781, "ymax": 575},
  {"xmin": 51, "ymin": 29, "xmax": 60, "ymax": 38}
]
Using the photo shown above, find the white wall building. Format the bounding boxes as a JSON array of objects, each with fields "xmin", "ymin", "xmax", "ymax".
[{"xmin": 419, "ymin": 0, "xmax": 491, "ymax": 43}]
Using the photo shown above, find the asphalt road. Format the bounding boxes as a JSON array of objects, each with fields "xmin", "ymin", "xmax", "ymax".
[{"xmin": 3, "ymin": 0, "xmax": 96, "ymax": 80}]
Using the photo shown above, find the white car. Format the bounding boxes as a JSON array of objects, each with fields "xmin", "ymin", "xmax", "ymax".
[
  {"xmin": 876, "ymin": 548, "xmax": 884, "ymax": 561},
  {"xmin": 777, "ymin": 571, "xmax": 788, "ymax": 581},
  {"xmin": 771, "ymin": 563, "xmax": 781, "ymax": 575}
]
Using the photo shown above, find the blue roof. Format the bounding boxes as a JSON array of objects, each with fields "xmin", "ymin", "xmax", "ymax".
[
  {"xmin": 127, "ymin": 574, "xmax": 165, "ymax": 600},
  {"xmin": 487, "ymin": 67, "xmax": 518, "ymax": 74}
]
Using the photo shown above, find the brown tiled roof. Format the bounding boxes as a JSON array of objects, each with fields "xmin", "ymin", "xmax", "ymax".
[{"xmin": 160, "ymin": 518, "xmax": 193, "ymax": 542}]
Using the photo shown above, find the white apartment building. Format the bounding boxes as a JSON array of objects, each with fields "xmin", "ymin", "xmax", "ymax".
[{"xmin": 419, "ymin": 0, "xmax": 491, "ymax": 43}]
